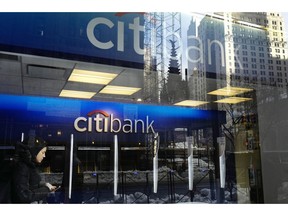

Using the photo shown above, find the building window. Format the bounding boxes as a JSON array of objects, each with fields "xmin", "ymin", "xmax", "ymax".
[{"xmin": 261, "ymin": 77, "xmax": 267, "ymax": 82}]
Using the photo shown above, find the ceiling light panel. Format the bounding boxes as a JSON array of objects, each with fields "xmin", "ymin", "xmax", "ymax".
[
  {"xmin": 208, "ymin": 86, "xmax": 254, "ymax": 96},
  {"xmin": 68, "ymin": 69, "xmax": 118, "ymax": 85},
  {"xmin": 99, "ymin": 85, "xmax": 141, "ymax": 95},
  {"xmin": 214, "ymin": 97, "xmax": 252, "ymax": 104},
  {"xmin": 59, "ymin": 89, "xmax": 95, "ymax": 99},
  {"xmin": 174, "ymin": 100, "xmax": 209, "ymax": 107}
]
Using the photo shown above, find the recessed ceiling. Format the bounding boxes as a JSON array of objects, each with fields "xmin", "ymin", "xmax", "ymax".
[{"xmin": 0, "ymin": 52, "xmax": 144, "ymax": 102}]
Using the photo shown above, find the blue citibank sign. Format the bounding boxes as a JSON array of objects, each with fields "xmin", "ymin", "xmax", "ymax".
[
  {"xmin": 0, "ymin": 94, "xmax": 226, "ymax": 143},
  {"xmin": 0, "ymin": 13, "xmax": 144, "ymax": 68}
]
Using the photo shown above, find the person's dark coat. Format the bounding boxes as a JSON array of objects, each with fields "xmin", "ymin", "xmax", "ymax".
[{"xmin": 11, "ymin": 142, "xmax": 50, "ymax": 203}]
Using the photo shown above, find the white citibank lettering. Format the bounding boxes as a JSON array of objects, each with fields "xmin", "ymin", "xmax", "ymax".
[
  {"xmin": 74, "ymin": 110, "xmax": 155, "ymax": 134},
  {"xmin": 86, "ymin": 17, "xmax": 144, "ymax": 55}
]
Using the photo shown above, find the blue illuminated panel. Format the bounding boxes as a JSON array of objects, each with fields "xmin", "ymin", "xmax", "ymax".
[
  {"xmin": 0, "ymin": 13, "xmax": 144, "ymax": 68},
  {"xmin": 0, "ymin": 94, "xmax": 225, "ymax": 145}
]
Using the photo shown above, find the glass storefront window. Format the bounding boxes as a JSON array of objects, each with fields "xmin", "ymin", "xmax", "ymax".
[{"xmin": 0, "ymin": 11, "xmax": 288, "ymax": 204}]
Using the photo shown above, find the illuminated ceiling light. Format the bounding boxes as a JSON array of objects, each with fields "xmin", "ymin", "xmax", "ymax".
[
  {"xmin": 214, "ymin": 97, "xmax": 252, "ymax": 104},
  {"xmin": 59, "ymin": 89, "xmax": 95, "ymax": 99},
  {"xmin": 68, "ymin": 69, "xmax": 118, "ymax": 85},
  {"xmin": 207, "ymin": 86, "xmax": 253, "ymax": 96},
  {"xmin": 174, "ymin": 100, "xmax": 209, "ymax": 107},
  {"xmin": 99, "ymin": 85, "xmax": 141, "ymax": 95}
]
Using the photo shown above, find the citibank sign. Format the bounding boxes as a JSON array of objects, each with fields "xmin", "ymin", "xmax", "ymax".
[
  {"xmin": 74, "ymin": 110, "xmax": 155, "ymax": 134},
  {"xmin": 86, "ymin": 17, "xmax": 144, "ymax": 55}
]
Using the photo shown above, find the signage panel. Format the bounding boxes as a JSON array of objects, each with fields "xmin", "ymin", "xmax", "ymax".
[
  {"xmin": 0, "ymin": 94, "xmax": 226, "ymax": 144},
  {"xmin": 0, "ymin": 13, "xmax": 144, "ymax": 68}
]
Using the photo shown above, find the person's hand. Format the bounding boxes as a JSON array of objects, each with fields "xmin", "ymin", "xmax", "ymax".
[{"xmin": 45, "ymin": 183, "xmax": 58, "ymax": 192}]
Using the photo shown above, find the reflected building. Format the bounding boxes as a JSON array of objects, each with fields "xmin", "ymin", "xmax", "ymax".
[
  {"xmin": 188, "ymin": 12, "xmax": 288, "ymax": 93},
  {"xmin": 187, "ymin": 18, "xmax": 207, "ymax": 103},
  {"xmin": 186, "ymin": 12, "xmax": 288, "ymax": 203}
]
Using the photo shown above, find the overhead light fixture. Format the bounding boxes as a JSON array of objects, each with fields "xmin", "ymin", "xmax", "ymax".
[
  {"xmin": 68, "ymin": 69, "xmax": 118, "ymax": 85},
  {"xmin": 214, "ymin": 97, "xmax": 252, "ymax": 104},
  {"xmin": 99, "ymin": 85, "xmax": 141, "ymax": 95},
  {"xmin": 208, "ymin": 86, "xmax": 253, "ymax": 96},
  {"xmin": 174, "ymin": 100, "xmax": 209, "ymax": 107},
  {"xmin": 59, "ymin": 89, "xmax": 95, "ymax": 99}
]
